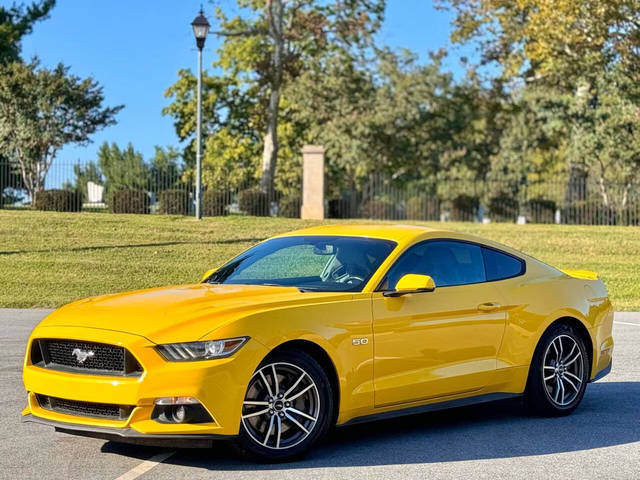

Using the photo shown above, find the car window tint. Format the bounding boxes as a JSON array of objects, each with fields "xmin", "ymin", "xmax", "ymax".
[
  {"xmin": 386, "ymin": 240, "xmax": 486, "ymax": 289},
  {"xmin": 482, "ymin": 247, "xmax": 524, "ymax": 281}
]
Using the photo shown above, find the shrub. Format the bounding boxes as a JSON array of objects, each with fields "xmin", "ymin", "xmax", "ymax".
[
  {"xmin": 278, "ymin": 196, "xmax": 300, "ymax": 218},
  {"xmin": 108, "ymin": 189, "xmax": 149, "ymax": 214},
  {"xmin": 406, "ymin": 195, "xmax": 440, "ymax": 221},
  {"xmin": 620, "ymin": 203, "xmax": 640, "ymax": 226},
  {"xmin": 450, "ymin": 194, "xmax": 479, "ymax": 222},
  {"xmin": 526, "ymin": 198, "xmax": 556, "ymax": 224},
  {"xmin": 563, "ymin": 201, "xmax": 616, "ymax": 225},
  {"xmin": 158, "ymin": 189, "xmax": 189, "ymax": 215},
  {"xmin": 361, "ymin": 197, "xmax": 401, "ymax": 220},
  {"xmin": 202, "ymin": 190, "xmax": 229, "ymax": 217},
  {"xmin": 34, "ymin": 189, "xmax": 82, "ymax": 212},
  {"xmin": 328, "ymin": 198, "xmax": 351, "ymax": 219},
  {"xmin": 488, "ymin": 192, "xmax": 519, "ymax": 222},
  {"xmin": 239, "ymin": 188, "xmax": 269, "ymax": 216}
]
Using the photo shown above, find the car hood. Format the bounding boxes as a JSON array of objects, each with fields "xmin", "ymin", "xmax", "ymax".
[{"xmin": 37, "ymin": 283, "xmax": 351, "ymax": 344}]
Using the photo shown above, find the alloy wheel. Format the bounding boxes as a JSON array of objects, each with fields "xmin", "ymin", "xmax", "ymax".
[
  {"xmin": 542, "ymin": 334, "xmax": 585, "ymax": 407},
  {"xmin": 241, "ymin": 362, "xmax": 320, "ymax": 450}
]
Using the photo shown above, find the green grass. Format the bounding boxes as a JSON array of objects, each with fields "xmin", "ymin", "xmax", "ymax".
[{"xmin": 1, "ymin": 210, "xmax": 638, "ymax": 310}]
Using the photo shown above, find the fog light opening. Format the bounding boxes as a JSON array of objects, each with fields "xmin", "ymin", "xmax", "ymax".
[
  {"xmin": 151, "ymin": 397, "xmax": 213, "ymax": 424},
  {"xmin": 171, "ymin": 405, "xmax": 188, "ymax": 423}
]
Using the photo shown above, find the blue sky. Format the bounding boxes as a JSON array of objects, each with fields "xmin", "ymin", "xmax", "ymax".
[{"xmin": 19, "ymin": 0, "xmax": 469, "ymax": 179}]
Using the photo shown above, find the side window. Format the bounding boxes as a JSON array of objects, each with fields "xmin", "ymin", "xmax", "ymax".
[
  {"xmin": 482, "ymin": 247, "xmax": 525, "ymax": 281},
  {"xmin": 384, "ymin": 240, "xmax": 486, "ymax": 289}
]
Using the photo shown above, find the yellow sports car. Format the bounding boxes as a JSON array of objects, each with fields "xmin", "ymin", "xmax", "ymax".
[{"xmin": 22, "ymin": 225, "xmax": 614, "ymax": 462}]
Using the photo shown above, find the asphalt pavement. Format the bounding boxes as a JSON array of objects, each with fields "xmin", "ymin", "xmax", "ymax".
[{"xmin": 2, "ymin": 308, "xmax": 639, "ymax": 480}]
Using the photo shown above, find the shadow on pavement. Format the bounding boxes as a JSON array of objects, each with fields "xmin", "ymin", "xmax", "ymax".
[{"xmin": 101, "ymin": 381, "xmax": 640, "ymax": 470}]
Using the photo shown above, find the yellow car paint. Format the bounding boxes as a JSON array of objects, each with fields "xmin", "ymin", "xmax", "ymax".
[{"xmin": 22, "ymin": 224, "xmax": 614, "ymax": 438}]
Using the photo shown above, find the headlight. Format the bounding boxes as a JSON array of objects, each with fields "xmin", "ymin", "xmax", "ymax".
[{"xmin": 156, "ymin": 337, "xmax": 249, "ymax": 361}]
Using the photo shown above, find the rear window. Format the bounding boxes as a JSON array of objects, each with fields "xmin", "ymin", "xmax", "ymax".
[{"xmin": 482, "ymin": 248, "xmax": 525, "ymax": 281}]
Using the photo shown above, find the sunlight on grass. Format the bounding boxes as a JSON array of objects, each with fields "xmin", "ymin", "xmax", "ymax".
[{"xmin": 0, "ymin": 210, "xmax": 638, "ymax": 310}]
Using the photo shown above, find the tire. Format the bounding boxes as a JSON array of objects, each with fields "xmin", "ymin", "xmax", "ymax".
[
  {"xmin": 234, "ymin": 349, "xmax": 334, "ymax": 462},
  {"xmin": 524, "ymin": 323, "xmax": 590, "ymax": 416}
]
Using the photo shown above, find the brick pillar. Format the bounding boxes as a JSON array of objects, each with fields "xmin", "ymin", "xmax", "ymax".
[{"xmin": 301, "ymin": 145, "xmax": 325, "ymax": 220}]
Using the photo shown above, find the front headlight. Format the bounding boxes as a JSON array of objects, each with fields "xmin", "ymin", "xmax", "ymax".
[{"xmin": 155, "ymin": 337, "xmax": 249, "ymax": 361}]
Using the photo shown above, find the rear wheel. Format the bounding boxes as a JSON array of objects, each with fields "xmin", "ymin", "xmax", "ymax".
[
  {"xmin": 525, "ymin": 323, "xmax": 589, "ymax": 416},
  {"xmin": 235, "ymin": 350, "xmax": 333, "ymax": 462}
]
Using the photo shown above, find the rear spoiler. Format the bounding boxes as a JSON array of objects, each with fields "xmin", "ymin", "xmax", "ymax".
[{"xmin": 560, "ymin": 269, "xmax": 598, "ymax": 280}]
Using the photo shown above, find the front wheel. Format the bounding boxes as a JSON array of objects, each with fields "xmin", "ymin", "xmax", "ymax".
[
  {"xmin": 235, "ymin": 350, "xmax": 334, "ymax": 462},
  {"xmin": 525, "ymin": 323, "xmax": 589, "ymax": 416}
]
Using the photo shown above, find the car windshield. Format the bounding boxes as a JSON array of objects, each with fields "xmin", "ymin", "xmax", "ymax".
[{"xmin": 206, "ymin": 235, "xmax": 397, "ymax": 292}]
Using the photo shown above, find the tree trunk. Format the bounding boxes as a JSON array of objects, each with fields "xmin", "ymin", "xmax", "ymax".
[
  {"xmin": 260, "ymin": 88, "xmax": 280, "ymax": 196},
  {"xmin": 598, "ymin": 175, "xmax": 609, "ymax": 207},
  {"xmin": 260, "ymin": 0, "xmax": 284, "ymax": 197}
]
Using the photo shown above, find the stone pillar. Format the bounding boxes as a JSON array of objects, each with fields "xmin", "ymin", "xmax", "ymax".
[{"xmin": 301, "ymin": 145, "xmax": 325, "ymax": 220}]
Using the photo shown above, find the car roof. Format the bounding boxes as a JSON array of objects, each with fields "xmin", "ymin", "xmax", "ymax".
[{"xmin": 275, "ymin": 224, "xmax": 445, "ymax": 243}]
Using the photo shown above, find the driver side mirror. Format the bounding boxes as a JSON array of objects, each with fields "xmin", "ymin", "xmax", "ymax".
[
  {"xmin": 383, "ymin": 274, "xmax": 436, "ymax": 297},
  {"xmin": 201, "ymin": 268, "xmax": 217, "ymax": 282}
]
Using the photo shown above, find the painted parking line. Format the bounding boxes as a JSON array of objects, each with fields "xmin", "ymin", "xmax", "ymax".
[
  {"xmin": 614, "ymin": 321, "xmax": 640, "ymax": 327},
  {"xmin": 114, "ymin": 450, "xmax": 175, "ymax": 480}
]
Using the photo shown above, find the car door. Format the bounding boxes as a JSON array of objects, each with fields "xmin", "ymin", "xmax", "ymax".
[{"xmin": 372, "ymin": 240, "xmax": 507, "ymax": 407}]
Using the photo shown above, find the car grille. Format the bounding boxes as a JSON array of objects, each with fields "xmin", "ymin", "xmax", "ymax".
[
  {"xmin": 31, "ymin": 339, "xmax": 143, "ymax": 377},
  {"xmin": 35, "ymin": 394, "xmax": 133, "ymax": 421}
]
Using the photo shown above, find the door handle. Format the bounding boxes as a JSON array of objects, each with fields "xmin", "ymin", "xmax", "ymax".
[{"xmin": 478, "ymin": 302, "xmax": 501, "ymax": 312}]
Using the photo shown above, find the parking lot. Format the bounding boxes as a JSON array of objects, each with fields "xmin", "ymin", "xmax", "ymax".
[{"xmin": 3, "ymin": 309, "xmax": 639, "ymax": 480}]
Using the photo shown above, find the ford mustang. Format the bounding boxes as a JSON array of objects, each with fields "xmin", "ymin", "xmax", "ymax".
[{"xmin": 22, "ymin": 225, "xmax": 614, "ymax": 462}]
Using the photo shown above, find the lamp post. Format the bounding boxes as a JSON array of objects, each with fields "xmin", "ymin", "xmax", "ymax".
[{"xmin": 191, "ymin": 9, "xmax": 210, "ymax": 220}]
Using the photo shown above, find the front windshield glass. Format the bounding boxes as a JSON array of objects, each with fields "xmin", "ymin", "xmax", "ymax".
[{"xmin": 206, "ymin": 235, "xmax": 397, "ymax": 292}]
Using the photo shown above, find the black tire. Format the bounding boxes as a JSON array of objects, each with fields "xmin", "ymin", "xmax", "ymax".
[
  {"xmin": 524, "ymin": 323, "xmax": 590, "ymax": 416},
  {"xmin": 233, "ymin": 349, "xmax": 334, "ymax": 462}
]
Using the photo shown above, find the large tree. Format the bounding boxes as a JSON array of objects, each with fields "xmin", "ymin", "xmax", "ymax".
[
  {"xmin": 0, "ymin": 0, "xmax": 55, "ymax": 64},
  {"xmin": 166, "ymin": 0, "xmax": 385, "ymax": 195},
  {"xmin": 0, "ymin": 61, "xmax": 122, "ymax": 202},
  {"xmin": 438, "ymin": 0, "xmax": 640, "ymax": 84},
  {"xmin": 440, "ymin": 0, "xmax": 640, "ymax": 204},
  {"xmin": 97, "ymin": 142, "xmax": 147, "ymax": 195}
]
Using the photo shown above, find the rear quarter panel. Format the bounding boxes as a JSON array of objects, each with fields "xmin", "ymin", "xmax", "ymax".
[{"xmin": 494, "ymin": 257, "xmax": 613, "ymax": 382}]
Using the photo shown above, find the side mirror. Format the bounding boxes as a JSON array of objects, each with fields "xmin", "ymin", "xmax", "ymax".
[
  {"xmin": 383, "ymin": 274, "xmax": 436, "ymax": 297},
  {"xmin": 201, "ymin": 268, "xmax": 217, "ymax": 282}
]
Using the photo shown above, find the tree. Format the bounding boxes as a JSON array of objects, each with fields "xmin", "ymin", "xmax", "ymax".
[
  {"xmin": 167, "ymin": 0, "xmax": 385, "ymax": 195},
  {"xmin": 0, "ymin": 0, "xmax": 55, "ymax": 64},
  {"xmin": 97, "ymin": 142, "xmax": 147, "ymax": 195},
  {"xmin": 148, "ymin": 146, "xmax": 184, "ymax": 191},
  {"xmin": 440, "ymin": 0, "xmax": 640, "ymax": 205},
  {"xmin": 438, "ymin": 0, "xmax": 640, "ymax": 84},
  {"xmin": 0, "ymin": 61, "xmax": 122, "ymax": 202},
  {"xmin": 72, "ymin": 161, "xmax": 102, "ymax": 201}
]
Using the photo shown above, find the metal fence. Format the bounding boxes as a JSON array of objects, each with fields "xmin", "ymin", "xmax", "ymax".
[
  {"xmin": 2, "ymin": 160, "xmax": 639, "ymax": 225},
  {"xmin": 0, "ymin": 160, "xmax": 301, "ymax": 218},
  {"xmin": 327, "ymin": 175, "xmax": 640, "ymax": 226}
]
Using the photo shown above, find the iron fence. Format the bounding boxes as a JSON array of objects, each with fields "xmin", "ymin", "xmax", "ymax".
[
  {"xmin": 1, "ymin": 160, "xmax": 639, "ymax": 225},
  {"xmin": 0, "ymin": 160, "xmax": 301, "ymax": 218},
  {"xmin": 328, "ymin": 175, "xmax": 640, "ymax": 226}
]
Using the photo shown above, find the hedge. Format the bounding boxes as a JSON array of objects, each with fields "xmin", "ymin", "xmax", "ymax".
[
  {"xmin": 159, "ymin": 189, "xmax": 189, "ymax": 215},
  {"xmin": 108, "ymin": 189, "xmax": 150, "ymax": 214},
  {"xmin": 238, "ymin": 189, "xmax": 269, "ymax": 216},
  {"xmin": 202, "ymin": 190, "xmax": 229, "ymax": 217},
  {"xmin": 34, "ymin": 189, "xmax": 82, "ymax": 212}
]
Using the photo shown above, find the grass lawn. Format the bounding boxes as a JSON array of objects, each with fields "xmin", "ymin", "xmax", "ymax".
[{"xmin": 1, "ymin": 210, "xmax": 638, "ymax": 310}]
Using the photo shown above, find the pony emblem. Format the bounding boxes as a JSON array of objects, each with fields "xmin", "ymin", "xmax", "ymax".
[{"xmin": 71, "ymin": 348, "xmax": 95, "ymax": 364}]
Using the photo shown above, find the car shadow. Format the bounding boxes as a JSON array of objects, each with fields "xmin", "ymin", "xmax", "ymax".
[{"xmin": 101, "ymin": 381, "xmax": 640, "ymax": 470}]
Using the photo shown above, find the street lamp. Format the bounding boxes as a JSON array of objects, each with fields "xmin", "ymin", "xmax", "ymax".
[{"xmin": 192, "ymin": 8, "xmax": 209, "ymax": 220}]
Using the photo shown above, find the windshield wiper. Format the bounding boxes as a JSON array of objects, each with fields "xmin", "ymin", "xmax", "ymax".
[{"xmin": 297, "ymin": 287, "xmax": 322, "ymax": 292}]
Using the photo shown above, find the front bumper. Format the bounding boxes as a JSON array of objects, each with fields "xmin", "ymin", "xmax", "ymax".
[
  {"xmin": 22, "ymin": 414, "xmax": 225, "ymax": 448},
  {"xmin": 22, "ymin": 325, "xmax": 269, "ymax": 438}
]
